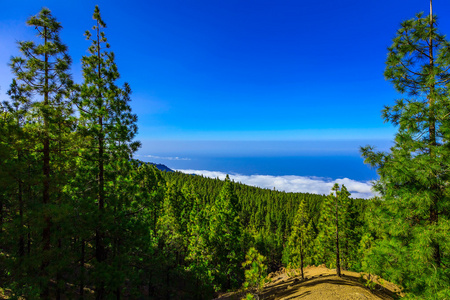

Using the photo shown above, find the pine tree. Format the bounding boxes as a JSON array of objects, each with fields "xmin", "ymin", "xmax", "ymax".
[
  {"xmin": 209, "ymin": 175, "xmax": 243, "ymax": 290},
  {"xmin": 361, "ymin": 1, "xmax": 450, "ymax": 297},
  {"xmin": 314, "ymin": 184, "xmax": 350, "ymax": 277},
  {"xmin": 9, "ymin": 8, "xmax": 74, "ymax": 298},
  {"xmin": 242, "ymin": 247, "xmax": 268, "ymax": 297},
  {"xmin": 73, "ymin": 5, "xmax": 140, "ymax": 298},
  {"xmin": 314, "ymin": 192, "xmax": 335, "ymax": 267},
  {"xmin": 185, "ymin": 185, "xmax": 214, "ymax": 299},
  {"xmin": 285, "ymin": 199, "xmax": 312, "ymax": 279}
]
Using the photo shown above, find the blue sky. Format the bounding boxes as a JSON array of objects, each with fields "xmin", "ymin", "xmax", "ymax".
[{"xmin": 1, "ymin": 0, "xmax": 449, "ymax": 160}]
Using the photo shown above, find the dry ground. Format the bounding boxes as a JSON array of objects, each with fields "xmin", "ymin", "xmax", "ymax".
[{"xmin": 216, "ymin": 265, "xmax": 402, "ymax": 300}]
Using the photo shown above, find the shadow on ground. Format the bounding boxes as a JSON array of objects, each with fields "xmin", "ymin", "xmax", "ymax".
[{"xmin": 216, "ymin": 266, "xmax": 401, "ymax": 300}]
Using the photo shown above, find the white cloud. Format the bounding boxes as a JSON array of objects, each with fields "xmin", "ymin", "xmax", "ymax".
[
  {"xmin": 176, "ymin": 169, "xmax": 376, "ymax": 199},
  {"xmin": 137, "ymin": 154, "xmax": 191, "ymax": 161}
]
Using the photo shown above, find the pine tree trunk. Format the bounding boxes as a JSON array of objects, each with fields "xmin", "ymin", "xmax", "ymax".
[
  {"xmin": 95, "ymin": 20, "xmax": 107, "ymax": 299},
  {"xmin": 27, "ymin": 223, "xmax": 31, "ymax": 255},
  {"xmin": 114, "ymin": 237, "xmax": 121, "ymax": 300},
  {"xmin": 56, "ymin": 238, "xmax": 62, "ymax": 300},
  {"xmin": 56, "ymin": 128, "xmax": 63, "ymax": 300},
  {"xmin": 300, "ymin": 247, "xmax": 304, "ymax": 280},
  {"xmin": 18, "ymin": 163, "xmax": 24, "ymax": 258},
  {"xmin": 335, "ymin": 197, "xmax": 341, "ymax": 277},
  {"xmin": 166, "ymin": 267, "xmax": 170, "ymax": 300},
  {"xmin": 27, "ymin": 167, "xmax": 31, "ymax": 256},
  {"xmin": 79, "ymin": 239, "xmax": 85, "ymax": 299},
  {"xmin": 41, "ymin": 25, "xmax": 51, "ymax": 300},
  {"xmin": 428, "ymin": 0, "xmax": 441, "ymax": 268},
  {"xmin": 0, "ymin": 195, "xmax": 3, "ymax": 238},
  {"xmin": 17, "ymin": 137, "xmax": 24, "ymax": 258}
]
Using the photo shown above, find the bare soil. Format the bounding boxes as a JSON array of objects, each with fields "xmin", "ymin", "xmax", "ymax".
[{"xmin": 216, "ymin": 265, "xmax": 402, "ymax": 300}]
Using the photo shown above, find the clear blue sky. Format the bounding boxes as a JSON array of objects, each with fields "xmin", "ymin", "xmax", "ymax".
[{"xmin": 1, "ymin": 0, "xmax": 449, "ymax": 157}]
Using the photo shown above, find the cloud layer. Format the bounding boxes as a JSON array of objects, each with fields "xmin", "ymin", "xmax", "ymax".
[
  {"xmin": 137, "ymin": 154, "xmax": 191, "ymax": 161},
  {"xmin": 177, "ymin": 169, "xmax": 376, "ymax": 199}
]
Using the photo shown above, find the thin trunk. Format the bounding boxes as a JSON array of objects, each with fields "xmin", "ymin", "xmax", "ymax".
[
  {"xmin": 300, "ymin": 244, "xmax": 304, "ymax": 280},
  {"xmin": 195, "ymin": 278, "xmax": 200, "ymax": 300},
  {"xmin": 18, "ymin": 137, "xmax": 24, "ymax": 257},
  {"xmin": 18, "ymin": 176, "xmax": 25, "ymax": 257},
  {"xmin": 55, "ymin": 118, "xmax": 62, "ymax": 300},
  {"xmin": 0, "ymin": 195, "xmax": 3, "ymax": 238},
  {"xmin": 114, "ymin": 237, "xmax": 121, "ymax": 300},
  {"xmin": 79, "ymin": 239, "xmax": 85, "ymax": 299},
  {"xmin": 26, "ymin": 166, "xmax": 32, "ymax": 256},
  {"xmin": 56, "ymin": 238, "xmax": 62, "ymax": 300},
  {"xmin": 335, "ymin": 194, "xmax": 341, "ymax": 277},
  {"xmin": 95, "ymin": 19, "xmax": 106, "ymax": 300},
  {"xmin": 27, "ymin": 223, "xmax": 31, "ymax": 255},
  {"xmin": 428, "ymin": 0, "xmax": 441, "ymax": 268},
  {"xmin": 166, "ymin": 266, "xmax": 170, "ymax": 300},
  {"xmin": 41, "ymin": 25, "xmax": 51, "ymax": 300}
]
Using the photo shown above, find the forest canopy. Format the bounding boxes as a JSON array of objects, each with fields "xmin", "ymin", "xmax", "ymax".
[{"xmin": 1, "ymin": 3, "xmax": 449, "ymax": 300}]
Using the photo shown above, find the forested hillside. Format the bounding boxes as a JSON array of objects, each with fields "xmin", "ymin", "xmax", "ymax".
[{"xmin": 1, "ymin": 2, "xmax": 450, "ymax": 300}]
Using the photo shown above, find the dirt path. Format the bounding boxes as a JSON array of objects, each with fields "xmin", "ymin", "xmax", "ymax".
[{"xmin": 216, "ymin": 265, "xmax": 402, "ymax": 300}]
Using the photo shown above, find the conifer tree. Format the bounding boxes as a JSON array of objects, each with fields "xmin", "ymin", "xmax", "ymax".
[
  {"xmin": 209, "ymin": 175, "xmax": 243, "ymax": 290},
  {"xmin": 73, "ymin": 5, "xmax": 140, "ymax": 298},
  {"xmin": 361, "ymin": 1, "xmax": 450, "ymax": 297},
  {"xmin": 242, "ymin": 247, "xmax": 268, "ymax": 297},
  {"xmin": 285, "ymin": 199, "xmax": 312, "ymax": 279},
  {"xmin": 314, "ymin": 193, "xmax": 335, "ymax": 267},
  {"xmin": 185, "ymin": 186, "xmax": 214, "ymax": 299},
  {"xmin": 9, "ymin": 8, "xmax": 73, "ymax": 298},
  {"xmin": 314, "ymin": 184, "xmax": 350, "ymax": 276}
]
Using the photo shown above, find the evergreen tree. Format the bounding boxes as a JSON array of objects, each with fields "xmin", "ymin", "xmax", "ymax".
[
  {"xmin": 361, "ymin": 1, "xmax": 450, "ymax": 297},
  {"xmin": 185, "ymin": 185, "xmax": 214, "ymax": 299},
  {"xmin": 242, "ymin": 247, "xmax": 268, "ymax": 297},
  {"xmin": 72, "ymin": 5, "xmax": 140, "ymax": 298},
  {"xmin": 285, "ymin": 199, "xmax": 312, "ymax": 279},
  {"xmin": 314, "ymin": 184, "xmax": 350, "ymax": 276},
  {"xmin": 314, "ymin": 192, "xmax": 335, "ymax": 267},
  {"xmin": 9, "ymin": 8, "xmax": 74, "ymax": 298},
  {"xmin": 209, "ymin": 175, "xmax": 243, "ymax": 290}
]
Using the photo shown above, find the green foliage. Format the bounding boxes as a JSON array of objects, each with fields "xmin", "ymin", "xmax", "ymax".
[
  {"xmin": 361, "ymin": 7, "xmax": 450, "ymax": 298},
  {"xmin": 314, "ymin": 184, "xmax": 352, "ymax": 275},
  {"xmin": 0, "ymin": 5, "xmax": 386, "ymax": 299},
  {"xmin": 242, "ymin": 247, "xmax": 269, "ymax": 294},
  {"xmin": 243, "ymin": 293, "xmax": 257, "ymax": 300},
  {"xmin": 4, "ymin": 7, "xmax": 75, "ymax": 297},
  {"xmin": 209, "ymin": 175, "xmax": 244, "ymax": 290},
  {"xmin": 283, "ymin": 199, "xmax": 313, "ymax": 279}
]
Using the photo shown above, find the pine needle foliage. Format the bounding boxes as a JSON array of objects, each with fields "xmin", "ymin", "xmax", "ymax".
[
  {"xmin": 8, "ymin": 8, "xmax": 74, "ymax": 298},
  {"xmin": 361, "ymin": 3, "xmax": 450, "ymax": 297},
  {"xmin": 285, "ymin": 199, "xmax": 313, "ymax": 279},
  {"xmin": 71, "ymin": 5, "xmax": 141, "ymax": 299},
  {"xmin": 209, "ymin": 175, "xmax": 243, "ymax": 291},
  {"xmin": 242, "ymin": 247, "xmax": 269, "ymax": 296}
]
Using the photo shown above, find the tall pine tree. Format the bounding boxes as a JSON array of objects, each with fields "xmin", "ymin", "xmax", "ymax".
[
  {"xmin": 361, "ymin": 1, "xmax": 450, "ymax": 297},
  {"xmin": 73, "ymin": 5, "xmax": 140, "ymax": 299},
  {"xmin": 284, "ymin": 199, "xmax": 313, "ymax": 279},
  {"xmin": 209, "ymin": 175, "xmax": 243, "ymax": 291},
  {"xmin": 9, "ymin": 8, "xmax": 74, "ymax": 298}
]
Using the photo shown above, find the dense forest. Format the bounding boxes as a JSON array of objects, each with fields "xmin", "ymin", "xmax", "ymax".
[{"xmin": 1, "ymin": 3, "xmax": 449, "ymax": 300}]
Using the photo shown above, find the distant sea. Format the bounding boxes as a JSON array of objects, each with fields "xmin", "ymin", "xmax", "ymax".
[
  {"xmin": 144, "ymin": 155, "xmax": 378, "ymax": 181},
  {"xmin": 137, "ymin": 139, "xmax": 389, "ymax": 182}
]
